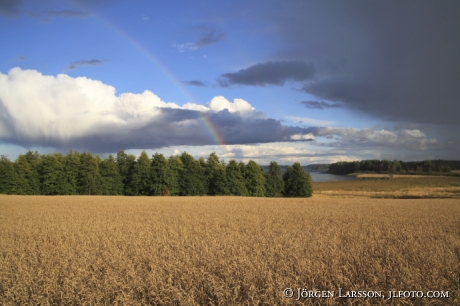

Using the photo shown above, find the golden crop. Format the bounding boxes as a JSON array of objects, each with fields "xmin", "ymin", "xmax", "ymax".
[{"xmin": 1, "ymin": 194, "xmax": 459, "ymax": 305}]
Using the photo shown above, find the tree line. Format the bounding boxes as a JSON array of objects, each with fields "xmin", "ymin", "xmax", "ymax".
[
  {"xmin": 328, "ymin": 159, "xmax": 458, "ymax": 175},
  {"xmin": 0, "ymin": 150, "xmax": 313, "ymax": 197}
]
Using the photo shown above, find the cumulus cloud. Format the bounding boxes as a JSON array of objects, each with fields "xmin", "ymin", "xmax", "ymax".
[
  {"xmin": 217, "ymin": 60, "xmax": 315, "ymax": 87},
  {"xmin": 0, "ymin": 68, "xmax": 315, "ymax": 153},
  {"xmin": 301, "ymin": 100, "xmax": 342, "ymax": 110},
  {"xmin": 174, "ymin": 30, "xmax": 225, "ymax": 52},
  {"xmin": 0, "ymin": 0, "xmax": 22, "ymax": 17},
  {"xmin": 182, "ymin": 80, "xmax": 206, "ymax": 87},
  {"xmin": 67, "ymin": 59, "xmax": 108, "ymax": 70}
]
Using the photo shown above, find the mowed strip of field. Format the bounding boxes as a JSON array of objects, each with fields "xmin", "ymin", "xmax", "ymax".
[
  {"xmin": 1, "ymin": 195, "xmax": 459, "ymax": 305},
  {"xmin": 313, "ymin": 176, "xmax": 460, "ymax": 199}
]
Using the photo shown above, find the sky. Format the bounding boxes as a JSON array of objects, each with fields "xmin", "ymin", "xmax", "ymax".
[{"xmin": 1, "ymin": 0, "xmax": 459, "ymax": 165}]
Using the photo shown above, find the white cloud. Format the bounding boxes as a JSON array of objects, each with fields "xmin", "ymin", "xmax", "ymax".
[
  {"xmin": 173, "ymin": 43, "xmax": 197, "ymax": 52},
  {"xmin": 0, "ymin": 67, "xmax": 310, "ymax": 152},
  {"xmin": 290, "ymin": 133, "xmax": 315, "ymax": 141}
]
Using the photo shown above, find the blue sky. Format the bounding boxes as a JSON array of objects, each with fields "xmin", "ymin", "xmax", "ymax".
[{"xmin": 1, "ymin": 0, "xmax": 459, "ymax": 164}]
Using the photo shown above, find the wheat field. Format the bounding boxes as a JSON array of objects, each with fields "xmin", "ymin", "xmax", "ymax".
[{"xmin": 1, "ymin": 195, "xmax": 459, "ymax": 305}]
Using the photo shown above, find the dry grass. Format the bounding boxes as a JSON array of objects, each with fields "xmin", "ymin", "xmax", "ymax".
[
  {"xmin": 354, "ymin": 174, "xmax": 433, "ymax": 179},
  {"xmin": 1, "ymin": 194, "xmax": 459, "ymax": 305},
  {"xmin": 313, "ymin": 176, "xmax": 460, "ymax": 199}
]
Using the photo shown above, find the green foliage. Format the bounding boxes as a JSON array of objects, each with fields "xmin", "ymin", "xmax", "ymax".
[
  {"xmin": 24, "ymin": 151, "xmax": 41, "ymax": 194},
  {"xmin": 150, "ymin": 153, "xmax": 169, "ymax": 196},
  {"xmin": 77, "ymin": 152, "xmax": 102, "ymax": 195},
  {"xmin": 126, "ymin": 151, "xmax": 151, "ymax": 196},
  {"xmin": 64, "ymin": 150, "xmax": 80, "ymax": 194},
  {"xmin": 167, "ymin": 156, "xmax": 183, "ymax": 196},
  {"xmin": 0, "ymin": 149, "xmax": 322, "ymax": 198},
  {"xmin": 206, "ymin": 152, "xmax": 229, "ymax": 195},
  {"xmin": 179, "ymin": 152, "xmax": 207, "ymax": 196},
  {"xmin": 226, "ymin": 160, "xmax": 248, "ymax": 196},
  {"xmin": 0, "ymin": 155, "xmax": 18, "ymax": 194},
  {"xmin": 264, "ymin": 161, "xmax": 284, "ymax": 197},
  {"xmin": 100, "ymin": 155, "xmax": 124, "ymax": 195},
  {"xmin": 39, "ymin": 154, "xmax": 72, "ymax": 195},
  {"xmin": 283, "ymin": 162, "xmax": 313, "ymax": 198},
  {"xmin": 244, "ymin": 160, "xmax": 266, "ymax": 197},
  {"xmin": 14, "ymin": 155, "xmax": 33, "ymax": 195}
]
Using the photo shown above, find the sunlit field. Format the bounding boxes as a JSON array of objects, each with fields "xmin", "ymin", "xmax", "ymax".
[
  {"xmin": 313, "ymin": 176, "xmax": 460, "ymax": 199},
  {"xmin": 1, "ymin": 192, "xmax": 459, "ymax": 305}
]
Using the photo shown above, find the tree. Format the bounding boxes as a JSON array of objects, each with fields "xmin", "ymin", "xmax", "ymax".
[
  {"xmin": 179, "ymin": 152, "xmax": 206, "ymax": 196},
  {"xmin": 206, "ymin": 152, "xmax": 229, "ymax": 195},
  {"xmin": 167, "ymin": 156, "xmax": 183, "ymax": 196},
  {"xmin": 226, "ymin": 160, "xmax": 248, "ymax": 196},
  {"xmin": 283, "ymin": 162, "xmax": 313, "ymax": 197},
  {"xmin": 0, "ymin": 155, "xmax": 18, "ymax": 194},
  {"xmin": 14, "ymin": 155, "xmax": 33, "ymax": 195},
  {"xmin": 77, "ymin": 152, "xmax": 102, "ymax": 195},
  {"xmin": 423, "ymin": 160, "xmax": 432, "ymax": 172},
  {"xmin": 39, "ymin": 154, "xmax": 70, "ymax": 195},
  {"xmin": 150, "ymin": 153, "xmax": 169, "ymax": 196},
  {"xmin": 244, "ymin": 160, "xmax": 266, "ymax": 197},
  {"xmin": 100, "ymin": 155, "xmax": 123, "ymax": 195},
  {"xmin": 264, "ymin": 161, "xmax": 284, "ymax": 197},
  {"xmin": 116, "ymin": 151, "xmax": 136, "ymax": 195},
  {"xmin": 24, "ymin": 151, "xmax": 41, "ymax": 194},
  {"xmin": 64, "ymin": 150, "xmax": 80, "ymax": 194},
  {"xmin": 126, "ymin": 151, "xmax": 151, "ymax": 196}
]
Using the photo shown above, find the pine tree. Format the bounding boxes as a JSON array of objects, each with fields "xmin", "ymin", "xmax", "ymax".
[
  {"xmin": 206, "ymin": 152, "xmax": 228, "ymax": 195},
  {"xmin": 100, "ymin": 155, "xmax": 124, "ymax": 195},
  {"xmin": 244, "ymin": 160, "xmax": 266, "ymax": 197},
  {"xmin": 64, "ymin": 150, "xmax": 80, "ymax": 194},
  {"xmin": 126, "ymin": 151, "xmax": 151, "ymax": 196},
  {"xmin": 77, "ymin": 152, "xmax": 102, "ymax": 195},
  {"xmin": 39, "ymin": 154, "xmax": 70, "ymax": 195},
  {"xmin": 264, "ymin": 161, "xmax": 284, "ymax": 197},
  {"xmin": 226, "ymin": 160, "xmax": 248, "ymax": 196},
  {"xmin": 179, "ymin": 152, "xmax": 206, "ymax": 196},
  {"xmin": 14, "ymin": 155, "xmax": 33, "ymax": 195},
  {"xmin": 167, "ymin": 155, "xmax": 183, "ymax": 196},
  {"xmin": 283, "ymin": 162, "xmax": 313, "ymax": 197},
  {"xmin": 150, "ymin": 153, "xmax": 169, "ymax": 195},
  {"xmin": 116, "ymin": 151, "xmax": 136, "ymax": 195},
  {"xmin": 0, "ymin": 155, "xmax": 18, "ymax": 194},
  {"xmin": 24, "ymin": 151, "xmax": 41, "ymax": 194}
]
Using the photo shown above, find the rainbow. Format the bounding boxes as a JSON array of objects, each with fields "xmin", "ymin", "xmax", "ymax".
[{"xmin": 73, "ymin": 3, "xmax": 229, "ymax": 157}]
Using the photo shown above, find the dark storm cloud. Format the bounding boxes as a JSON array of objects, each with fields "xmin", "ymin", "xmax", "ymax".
[
  {"xmin": 301, "ymin": 100, "xmax": 342, "ymax": 110},
  {"xmin": 182, "ymin": 80, "xmax": 206, "ymax": 87},
  {"xmin": 264, "ymin": 1, "xmax": 460, "ymax": 125},
  {"xmin": 0, "ymin": 106, "xmax": 318, "ymax": 153},
  {"xmin": 0, "ymin": 0, "xmax": 21, "ymax": 16},
  {"xmin": 174, "ymin": 30, "xmax": 225, "ymax": 52},
  {"xmin": 67, "ymin": 59, "xmax": 108, "ymax": 70},
  {"xmin": 217, "ymin": 60, "xmax": 315, "ymax": 87}
]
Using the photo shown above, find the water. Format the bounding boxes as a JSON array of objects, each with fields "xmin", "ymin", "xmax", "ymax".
[{"xmin": 308, "ymin": 171, "xmax": 356, "ymax": 182}]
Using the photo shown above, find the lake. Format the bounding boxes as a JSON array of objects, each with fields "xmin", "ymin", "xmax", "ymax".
[{"xmin": 308, "ymin": 171, "xmax": 356, "ymax": 182}]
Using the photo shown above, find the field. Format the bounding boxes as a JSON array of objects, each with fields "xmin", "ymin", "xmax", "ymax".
[
  {"xmin": 1, "ymin": 179, "xmax": 460, "ymax": 305},
  {"xmin": 313, "ymin": 176, "xmax": 460, "ymax": 199}
]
